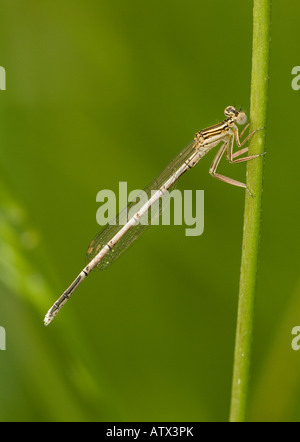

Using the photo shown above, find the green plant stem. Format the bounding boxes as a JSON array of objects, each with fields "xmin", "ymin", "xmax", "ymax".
[{"xmin": 229, "ymin": 0, "xmax": 271, "ymax": 422}]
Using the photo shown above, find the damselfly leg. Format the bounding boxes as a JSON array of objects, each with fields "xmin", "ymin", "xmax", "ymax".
[{"xmin": 209, "ymin": 126, "xmax": 264, "ymax": 195}]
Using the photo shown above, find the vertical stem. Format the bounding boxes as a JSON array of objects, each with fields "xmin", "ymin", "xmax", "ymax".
[{"xmin": 229, "ymin": 0, "xmax": 271, "ymax": 422}]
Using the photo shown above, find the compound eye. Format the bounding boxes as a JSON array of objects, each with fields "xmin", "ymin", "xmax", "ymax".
[
  {"xmin": 236, "ymin": 111, "xmax": 247, "ymax": 125},
  {"xmin": 224, "ymin": 106, "xmax": 236, "ymax": 117}
]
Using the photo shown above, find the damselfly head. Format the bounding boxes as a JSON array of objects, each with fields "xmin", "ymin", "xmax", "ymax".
[{"xmin": 224, "ymin": 106, "xmax": 247, "ymax": 126}]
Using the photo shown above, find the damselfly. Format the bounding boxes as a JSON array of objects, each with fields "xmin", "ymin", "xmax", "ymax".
[{"xmin": 44, "ymin": 106, "xmax": 263, "ymax": 325}]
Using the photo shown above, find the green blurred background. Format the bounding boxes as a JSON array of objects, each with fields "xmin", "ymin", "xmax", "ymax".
[{"xmin": 0, "ymin": 0, "xmax": 299, "ymax": 422}]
